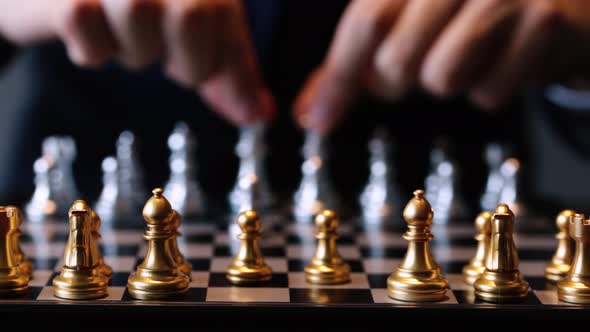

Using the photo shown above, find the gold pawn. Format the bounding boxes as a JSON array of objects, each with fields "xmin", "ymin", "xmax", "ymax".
[
  {"xmin": 558, "ymin": 213, "xmax": 590, "ymax": 303},
  {"xmin": 545, "ymin": 210, "xmax": 576, "ymax": 282},
  {"xmin": 463, "ymin": 211, "xmax": 493, "ymax": 285},
  {"xmin": 387, "ymin": 190, "xmax": 449, "ymax": 302},
  {"xmin": 53, "ymin": 200, "xmax": 108, "ymax": 300},
  {"xmin": 168, "ymin": 210, "xmax": 192, "ymax": 280},
  {"xmin": 90, "ymin": 210, "xmax": 113, "ymax": 281},
  {"xmin": 127, "ymin": 188, "xmax": 190, "ymax": 300},
  {"xmin": 305, "ymin": 209, "xmax": 351, "ymax": 284},
  {"xmin": 0, "ymin": 206, "xmax": 29, "ymax": 295},
  {"xmin": 226, "ymin": 210, "xmax": 272, "ymax": 285},
  {"xmin": 474, "ymin": 204, "xmax": 529, "ymax": 302}
]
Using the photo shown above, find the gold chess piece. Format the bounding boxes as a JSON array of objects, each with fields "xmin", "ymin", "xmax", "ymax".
[
  {"xmin": 387, "ymin": 190, "xmax": 449, "ymax": 302},
  {"xmin": 305, "ymin": 209, "xmax": 351, "ymax": 284},
  {"xmin": 545, "ymin": 210, "xmax": 576, "ymax": 282},
  {"xmin": 226, "ymin": 210, "xmax": 272, "ymax": 285},
  {"xmin": 90, "ymin": 210, "xmax": 113, "ymax": 281},
  {"xmin": 463, "ymin": 211, "xmax": 493, "ymax": 285},
  {"xmin": 0, "ymin": 206, "xmax": 30, "ymax": 295},
  {"xmin": 5, "ymin": 207, "xmax": 33, "ymax": 278},
  {"xmin": 168, "ymin": 210, "xmax": 192, "ymax": 280},
  {"xmin": 558, "ymin": 213, "xmax": 590, "ymax": 303},
  {"xmin": 474, "ymin": 204, "xmax": 529, "ymax": 302},
  {"xmin": 128, "ymin": 188, "xmax": 190, "ymax": 300},
  {"xmin": 53, "ymin": 200, "xmax": 108, "ymax": 300}
]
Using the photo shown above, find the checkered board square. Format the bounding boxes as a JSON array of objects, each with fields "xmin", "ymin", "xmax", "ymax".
[{"xmin": 0, "ymin": 215, "xmax": 583, "ymax": 310}]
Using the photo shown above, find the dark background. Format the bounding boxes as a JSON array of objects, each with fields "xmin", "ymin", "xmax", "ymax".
[{"xmin": 0, "ymin": 0, "xmax": 588, "ymax": 217}]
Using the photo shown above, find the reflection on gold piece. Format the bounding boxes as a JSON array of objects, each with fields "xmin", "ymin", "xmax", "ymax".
[
  {"xmin": 90, "ymin": 210, "xmax": 113, "ymax": 281},
  {"xmin": 168, "ymin": 211, "xmax": 192, "ymax": 280}
]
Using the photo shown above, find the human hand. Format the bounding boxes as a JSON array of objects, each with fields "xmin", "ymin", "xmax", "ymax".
[
  {"xmin": 294, "ymin": 0, "xmax": 590, "ymax": 134},
  {"xmin": 0, "ymin": 0, "xmax": 274, "ymax": 125}
]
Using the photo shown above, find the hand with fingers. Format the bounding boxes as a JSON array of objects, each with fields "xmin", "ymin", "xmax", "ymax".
[
  {"xmin": 0, "ymin": 0, "xmax": 274, "ymax": 126},
  {"xmin": 294, "ymin": 0, "xmax": 590, "ymax": 134}
]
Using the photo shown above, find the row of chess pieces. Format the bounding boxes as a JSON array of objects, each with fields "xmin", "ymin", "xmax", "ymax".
[
  {"xmin": 23, "ymin": 123, "xmax": 524, "ymax": 225},
  {"xmin": 2, "ymin": 185, "xmax": 589, "ymax": 304}
]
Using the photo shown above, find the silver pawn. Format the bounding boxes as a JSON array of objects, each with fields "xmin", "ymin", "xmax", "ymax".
[
  {"xmin": 228, "ymin": 123, "xmax": 273, "ymax": 214},
  {"xmin": 164, "ymin": 122, "xmax": 204, "ymax": 217},
  {"xmin": 359, "ymin": 128, "xmax": 401, "ymax": 225},
  {"xmin": 94, "ymin": 156, "xmax": 128, "ymax": 223},
  {"xmin": 293, "ymin": 131, "xmax": 336, "ymax": 222},
  {"xmin": 498, "ymin": 158, "xmax": 527, "ymax": 217},
  {"xmin": 42, "ymin": 136, "xmax": 78, "ymax": 214},
  {"xmin": 25, "ymin": 157, "xmax": 58, "ymax": 223},
  {"xmin": 116, "ymin": 131, "xmax": 146, "ymax": 210},
  {"xmin": 480, "ymin": 143, "xmax": 508, "ymax": 211}
]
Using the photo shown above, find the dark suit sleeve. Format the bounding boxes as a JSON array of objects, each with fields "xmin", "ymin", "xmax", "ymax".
[{"xmin": 0, "ymin": 37, "xmax": 15, "ymax": 69}]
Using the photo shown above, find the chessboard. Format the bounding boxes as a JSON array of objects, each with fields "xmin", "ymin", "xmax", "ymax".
[{"xmin": 1, "ymin": 212, "xmax": 584, "ymax": 323}]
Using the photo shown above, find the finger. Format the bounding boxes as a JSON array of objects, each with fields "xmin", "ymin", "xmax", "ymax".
[
  {"xmin": 374, "ymin": 0, "xmax": 462, "ymax": 98},
  {"xmin": 420, "ymin": 0, "xmax": 521, "ymax": 97},
  {"xmin": 470, "ymin": 0, "xmax": 559, "ymax": 108},
  {"xmin": 53, "ymin": 0, "xmax": 118, "ymax": 67},
  {"xmin": 294, "ymin": 0, "xmax": 405, "ymax": 134},
  {"xmin": 165, "ymin": 0, "xmax": 222, "ymax": 86},
  {"xmin": 197, "ymin": 0, "xmax": 273, "ymax": 125},
  {"xmin": 101, "ymin": 0, "xmax": 164, "ymax": 68}
]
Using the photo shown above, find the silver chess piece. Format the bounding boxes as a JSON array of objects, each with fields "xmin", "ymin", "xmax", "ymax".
[
  {"xmin": 480, "ymin": 143, "xmax": 508, "ymax": 212},
  {"xmin": 164, "ymin": 122, "xmax": 204, "ymax": 217},
  {"xmin": 498, "ymin": 158, "xmax": 527, "ymax": 217},
  {"xmin": 228, "ymin": 123, "xmax": 273, "ymax": 214},
  {"xmin": 95, "ymin": 131, "xmax": 146, "ymax": 224},
  {"xmin": 293, "ymin": 131, "xmax": 337, "ymax": 222},
  {"xmin": 26, "ymin": 136, "xmax": 79, "ymax": 222},
  {"xmin": 359, "ymin": 128, "xmax": 401, "ymax": 225},
  {"xmin": 424, "ymin": 140, "xmax": 466, "ymax": 224}
]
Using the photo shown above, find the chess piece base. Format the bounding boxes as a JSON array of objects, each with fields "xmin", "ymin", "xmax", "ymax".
[
  {"xmin": 226, "ymin": 264, "xmax": 272, "ymax": 285},
  {"xmin": 127, "ymin": 269, "xmax": 190, "ymax": 300},
  {"xmin": 99, "ymin": 263, "xmax": 113, "ymax": 281},
  {"xmin": 462, "ymin": 264, "xmax": 485, "ymax": 285},
  {"xmin": 387, "ymin": 268, "xmax": 449, "ymax": 302},
  {"xmin": 0, "ymin": 268, "xmax": 29, "ymax": 295},
  {"xmin": 545, "ymin": 263, "xmax": 570, "ymax": 283},
  {"xmin": 558, "ymin": 278, "xmax": 590, "ymax": 304},
  {"xmin": 305, "ymin": 262, "xmax": 351, "ymax": 285},
  {"xmin": 53, "ymin": 268, "xmax": 108, "ymax": 300},
  {"xmin": 474, "ymin": 271, "xmax": 529, "ymax": 303}
]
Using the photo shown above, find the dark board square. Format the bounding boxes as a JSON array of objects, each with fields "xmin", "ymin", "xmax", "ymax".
[
  {"xmin": 110, "ymin": 272, "xmax": 131, "ymax": 287},
  {"xmin": 20, "ymin": 233, "xmax": 34, "ymax": 243},
  {"xmin": 184, "ymin": 234, "xmax": 214, "ymax": 243},
  {"xmin": 518, "ymin": 250, "xmax": 553, "ymax": 260},
  {"xmin": 47, "ymin": 272, "xmax": 59, "ymax": 286},
  {"xmin": 367, "ymin": 274, "xmax": 389, "ymax": 289},
  {"xmin": 526, "ymin": 277, "xmax": 554, "ymax": 291},
  {"xmin": 187, "ymin": 258, "xmax": 211, "ymax": 271},
  {"xmin": 289, "ymin": 288, "xmax": 373, "ymax": 304},
  {"xmin": 0, "ymin": 287, "xmax": 42, "ymax": 300},
  {"xmin": 208, "ymin": 272, "xmax": 288, "ymax": 288},
  {"xmin": 438, "ymin": 261, "xmax": 470, "ymax": 274},
  {"xmin": 31, "ymin": 258, "xmax": 58, "ymax": 271},
  {"xmin": 287, "ymin": 259, "xmax": 364, "ymax": 272},
  {"xmin": 51, "ymin": 233, "xmax": 69, "ymax": 242},
  {"xmin": 121, "ymin": 287, "xmax": 206, "ymax": 302},
  {"xmin": 432, "ymin": 237, "xmax": 476, "ymax": 247},
  {"xmin": 214, "ymin": 246, "xmax": 285, "ymax": 257},
  {"xmin": 101, "ymin": 244, "xmax": 138, "ymax": 256},
  {"xmin": 361, "ymin": 247, "xmax": 406, "ymax": 258},
  {"xmin": 453, "ymin": 290, "xmax": 541, "ymax": 305}
]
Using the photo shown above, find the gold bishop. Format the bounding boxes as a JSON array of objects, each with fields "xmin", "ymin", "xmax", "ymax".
[
  {"xmin": 387, "ymin": 190, "xmax": 449, "ymax": 302},
  {"xmin": 127, "ymin": 188, "xmax": 190, "ymax": 300}
]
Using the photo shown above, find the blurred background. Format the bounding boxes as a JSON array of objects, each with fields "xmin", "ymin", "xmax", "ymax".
[{"xmin": 0, "ymin": 0, "xmax": 589, "ymax": 217}]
